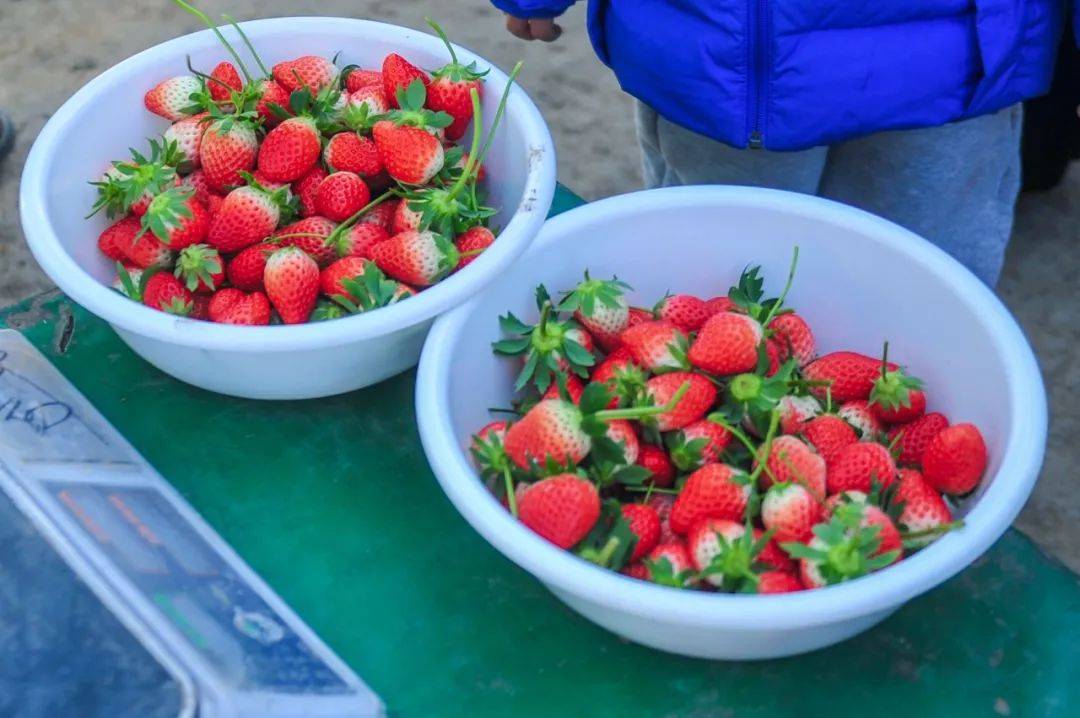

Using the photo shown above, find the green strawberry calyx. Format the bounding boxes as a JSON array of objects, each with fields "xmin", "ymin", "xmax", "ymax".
[
  {"xmin": 869, "ymin": 341, "xmax": 923, "ymax": 411},
  {"xmin": 140, "ymin": 186, "xmax": 197, "ymax": 245},
  {"xmin": 782, "ymin": 501, "xmax": 900, "ymax": 584},
  {"xmin": 701, "ymin": 522, "xmax": 775, "ymax": 592},
  {"xmin": 425, "ymin": 17, "xmax": 490, "ymax": 83},
  {"xmin": 88, "ymin": 138, "xmax": 183, "ymax": 219},
  {"xmin": 558, "ymin": 271, "xmax": 632, "ymax": 320},
  {"xmin": 173, "ymin": 243, "xmax": 222, "ymax": 292}
]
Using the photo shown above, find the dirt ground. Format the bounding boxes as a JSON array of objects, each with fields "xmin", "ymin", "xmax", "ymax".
[{"xmin": 0, "ymin": 0, "xmax": 1077, "ymax": 571}]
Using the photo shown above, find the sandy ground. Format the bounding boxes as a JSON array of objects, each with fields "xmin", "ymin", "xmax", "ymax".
[{"xmin": 0, "ymin": 0, "xmax": 1077, "ymax": 571}]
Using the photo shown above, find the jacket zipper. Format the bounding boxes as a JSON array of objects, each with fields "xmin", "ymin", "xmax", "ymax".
[{"xmin": 747, "ymin": 0, "xmax": 768, "ymax": 148}]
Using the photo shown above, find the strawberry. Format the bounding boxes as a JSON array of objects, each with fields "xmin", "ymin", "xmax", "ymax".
[
  {"xmin": 756, "ymin": 529, "xmax": 795, "ymax": 572},
  {"xmin": 589, "ymin": 347, "xmax": 644, "ymax": 409},
  {"xmin": 868, "ymin": 344, "xmax": 926, "ymax": 424},
  {"xmin": 517, "ymin": 474, "xmax": 600, "ymax": 549},
  {"xmin": 622, "ymin": 503, "xmax": 661, "ymax": 562},
  {"xmin": 619, "ymin": 320, "xmax": 689, "ymax": 372},
  {"xmin": 636, "ymin": 443, "xmax": 675, "ymax": 487},
  {"xmin": 777, "ymin": 394, "xmax": 822, "ymax": 435},
  {"xmin": 98, "ymin": 216, "xmax": 141, "ymax": 262},
  {"xmin": 667, "ymin": 419, "xmax": 731, "ymax": 472},
  {"xmin": 372, "ymin": 120, "xmax": 444, "ymax": 185},
  {"xmin": 190, "ymin": 293, "xmax": 212, "ymax": 320},
  {"xmin": 347, "ymin": 83, "xmax": 391, "ymax": 117},
  {"xmin": 921, "ymin": 423, "xmax": 987, "ymax": 495},
  {"xmin": 686, "ymin": 518, "xmax": 767, "ymax": 589},
  {"xmin": 200, "ymin": 118, "xmax": 258, "ymax": 191},
  {"xmin": 90, "ymin": 139, "xmax": 183, "ymax": 219},
  {"xmin": 621, "ymin": 562, "xmax": 650, "ymax": 581},
  {"xmin": 645, "ymin": 372, "xmax": 717, "ymax": 431},
  {"xmin": 643, "ymin": 542, "xmax": 696, "ymax": 587},
  {"xmin": 626, "ymin": 306, "xmax": 653, "ymax": 330},
  {"xmin": 329, "ymin": 222, "xmax": 387, "ymax": 259},
  {"xmin": 887, "ymin": 412, "xmax": 949, "ymax": 466},
  {"xmin": 180, "ymin": 169, "xmax": 215, "ymax": 206},
  {"xmin": 768, "ymin": 312, "xmax": 815, "ymax": 367},
  {"xmin": 894, "ymin": 468, "xmax": 954, "ymax": 547},
  {"xmin": 274, "ymin": 216, "xmax": 339, "ymax": 266},
  {"xmin": 344, "ymin": 67, "xmax": 382, "ymax": 93},
  {"xmin": 208, "ymin": 180, "xmax": 293, "ymax": 253},
  {"xmin": 756, "ymin": 571, "xmax": 804, "ymax": 594},
  {"xmin": 688, "ymin": 312, "xmax": 763, "ymax": 376},
  {"xmin": 800, "ymin": 414, "xmax": 858, "ymax": 465},
  {"xmin": 144, "ymin": 75, "xmax": 201, "ymax": 121},
  {"xmin": 669, "ymin": 464, "xmax": 751, "ymax": 533},
  {"xmin": 827, "ymin": 441, "xmax": 897, "ymax": 495},
  {"xmin": 560, "ymin": 273, "xmax": 632, "ymax": 351},
  {"xmin": 163, "ymin": 112, "xmax": 208, "ymax": 172},
  {"xmin": 254, "ymin": 78, "xmax": 291, "ymax": 127},
  {"xmin": 272, "ymin": 55, "xmax": 337, "ymax": 93},
  {"xmin": 292, "ymin": 165, "xmax": 328, "ymax": 218},
  {"xmin": 804, "ymin": 351, "xmax": 896, "ymax": 403},
  {"xmin": 314, "ymin": 172, "xmax": 370, "ymax": 222},
  {"xmin": 761, "ymin": 482, "xmax": 824, "ymax": 543},
  {"xmin": 382, "ymin": 53, "xmax": 429, "ymax": 109},
  {"xmin": 654, "ymin": 294, "xmax": 709, "ymax": 333},
  {"xmin": 604, "ymin": 419, "xmax": 640, "ymax": 465},
  {"xmin": 226, "ymin": 243, "xmax": 273, "ymax": 292},
  {"xmin": 323, "ymin": 132, "xmax": 383, "ymax": 176},
  {"xmin": 541, "ymin": 374, "xmax": 586, "ymax": 404},
  {"xmin": 784, "ymin": 499, "xmax": 901, "ymax": 587},
  {"xmin": 370, "ymin": 230, "xmax": 459, "ymax": 287},
  {"xmin": 320, "ymin": 256, "xmax": 374, "ymax": 298},
  {"xmin": 704, "ymin": 296, "xmax": 737, "ymax": 315},
  {"xmin": 837, "ymin": 400, "xmax": 885, "ymax": 440},
  {"xmin": 362, "ymin": 199, "xmax": 398, "ymax": 229},
  {"xmin": 646, "ymin": 494, "xmax": 679, "ymax": 545},
  {"xmin": 142, "ymin": 272, "xmax": 194, "ymax": 315},
  {"xmin": 758, "ymin": 435, "xmax": 827, "ymax": 498},
  {"xmin": 391, "ymin": 199, "xmax": 424, "ymax": 234},
  {"xmin": 258, "ymin": 116, "xmax": 322, "ymax": 183},
  {"xmin": 207, "ymin": 288, "xmax": 272, "ymax": 325},
  {"xmin": 492, "ymin": 295, "xmax": 598, "ymax": 395},
  {"xmin": 208, "ymin": 61, "xmax": 243, "ymax": 102},
  {"xmin": 140, "ymin": 188, "xmax": 209, "ymax": 250},
  {"xmin": 455, "ymin": 226, "xmax": 495, "ymax": 269},
  {"xmin": 122, "ymin": 229, "xmax": 175, "ymax": 269},
  {"xmin": 264, "ymin": 246, "xmax": 319, "ymax": 324},
  {"xmin": 825, "ymin": 492, "xmax": 903, "ymax": 560},
  {"xmin": 173, "ymin": 243, "xmax": 224, "ymax": 293},
  {"xmin": 425, "ymin": 19, "xmax": 487, "ymax": 140}
]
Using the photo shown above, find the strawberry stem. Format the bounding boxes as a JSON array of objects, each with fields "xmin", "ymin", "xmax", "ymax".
[
  {"xmin": 474, "ymin": 61, "xmax": 523, "ymax": 168},
  {"xmin": 425, "ymin": 16, "xmax": 459, "ymax": 66},
  {"xmin": 594, "ymin": 381, "xmax": 690, "ymax": 421},
  {"xmin": 625, "ymin": 485, "xmax": 679, "ymax": 495},
  {"xmin": 880, "ymin": 341, "xmax": 890, "ymax": 381},
  {"xmin": 172, "ymin": 0, "xmax": 255, "ymax": 84},
  {"xmin": 759, "ymin": 245, "xmax": 799, "ymax": 329},
  {"xmin": 503, "ymin": 465, "xmax": 518, "ymax": 517},
  {"xmin": 222, "ymin": 14, "xmax": 270, "ymax": 78},
  {"xmin": 900, "ymin": 520, "xmax": 965, "ymax": 543},
  {"xmin": 447, "ymin": 87, "xmax": 485, "ymax": 202},
  {"xmin": 747, "ymin": 410, "xmax": 780, "ymax": 484}
]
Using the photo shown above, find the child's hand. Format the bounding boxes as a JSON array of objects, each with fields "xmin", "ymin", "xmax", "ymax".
[{"xmin": 504, "ymin": 15, "xmax": 562, "ymax": 42}]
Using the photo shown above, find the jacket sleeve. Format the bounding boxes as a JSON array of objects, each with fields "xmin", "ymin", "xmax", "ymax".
[{"xmin": 490, "ymin": 0, "xmax": 577, "ymax": 19}]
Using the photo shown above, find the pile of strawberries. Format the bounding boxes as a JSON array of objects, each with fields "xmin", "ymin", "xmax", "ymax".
[
  {"xmin": 470, "ymin": 254, "xmax": 989, "ymax": 593},
  {"xmin": 91, "ymin": 3, "xmax": 516, "ymax": 325}
]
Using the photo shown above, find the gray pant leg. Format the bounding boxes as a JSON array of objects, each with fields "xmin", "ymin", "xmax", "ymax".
[
  {"xmin": 819, "ymin": 105, "xmax": 1023, "ymax": 286},
  {"xmin": 635, "ymin": 101, "xmax": 828, "ymax": 193}
]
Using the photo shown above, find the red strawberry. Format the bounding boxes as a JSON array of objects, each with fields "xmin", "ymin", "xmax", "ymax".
[
  {"xmin": 319, "ymin": 256, "xmax": 373, "ymax": 298},
  {"xmin": 140, "ymin": 188, "xmax": 209, "ymax": 250},
  {"xmin": 454, "ymin": 226, "xmax": 495, "ymax": 269},
  {"xmin": 622, "ymin": 503, "xmax": 661, "ymax": 562},
  {"xmin": 98, "ymin": 216, "xmax": 140, "ymax": 262},
  {"xmin": 345, "ymin": 84, "xmax": 390, "ymax": 120},
  {"xmin": 756, "ymin": 571, "xmax": 804, "ymax": 594},
  {"xmin": 868, "ymin": 348, "xmax": 926, "ymax": 424},
  {"xmin": 756, "ymin": 529, "xmax": 795, "ymax": 572},
  {"xmin": 921, "ymin": 423, "xmax": 987, "ymax": 495},
  {"xmin": 264, "ymin": 246, "xmax": 319, "ymax": 324},
  {"xmin": 655, "ymin": 294, "xmax": 709, "ymax": 333},
  {"xmin": 562, "ymin": 274, "xmax": 632, "ymax": 350},
  {"xmin": 758, "ymin": 435, "xmax": 827, "ymax": 498},
  {"xmin": 837, "ymin": 400, "xmax": 885, "ymax": 440},
  {"xmin": 589, "ymin": 347, "xmax": 643, "ymax": 409},
  {"xmin": 163, "ymin": 112, "xmax": 208, "ymax": 171},
  {"xmin": 323, "ymin": 132, "xmax": 383, "ymax": 176},
  {"xmin": 314, "ymin": 172, "xmax": 370, "ymax": 223},
  {"xmin": 207, "ymin": 288, "xmax": 272, "ymax": 325},
  {"xmin": 372, "ymin": 120, "xmax": 444, "ymax": 185},
  {"xmin": 790, "ymin": 498, "xmax": 901, "ymax": 588},
  {"xmin": 207, "ymin": 183, "xmax": 290, "ymax": 253},
  {"xmin": 254, "ymin": 78, "xmax": 291, "ymax": 127},
  {"xmin": 895, "ymin": 468, "xmax": 954, "ymax": 546},
  {"xmin": 887, "ymin": 412, "xmax": 949, "ymax": 466},
  {"xmin": 541, "ymin": 374, "xmax": 586, "ymax": 404},
  {"xmin": 205, "ymin": 193, "xmax": 226, "ymax": 218},
  {"xmin": 425, "ymin": 23, "xmax": 486, "ymax": 140},
  {"xmin": 645, "ymin": 372, "xmax": 717, "ymax": 431},
  {"xmin": 361, "ymin": 199, "xmax": 397, "ymax": 230},
  {"xmin": 333, "ymin": 223, "xmax": 390, "ymax": 259},
  {"xmin": 274, "ymin": 216, "xmax": 339, "ymax": 266},
  {"xmin": 801, "ymin": 414, "xmax": 858, "ymax": 465},
  {"xmin": 208, "ymin": 61, "xmax": 242, "ymax": 102},
  {"xmin": 142, "ymin": 272, "xmax": 194, "ymax": 315},
  {"xmin": 122, "ymin": 230, "xmax": 175, "ymax": 269},
  {"xmin": 646, "ymin": 494, "xmax": 678, "ymax": 545},
  {"xmin": 517, "ymin": 474, "xmax": 600, "ymax": 549},
  {"xmin": 621, "ymin": 562, "xmax": 650, "ymax": 581},
  {"xmin": 827, "ymin": 441, "xmax": 898, "ymax": 495},
  {"xmin": 258, "ymin": 116, "xmax": 322, "ymax": 183},
  {"xmin": 370, "ymin": 230, "xmax": 458, "ymax": 287},
  {"xmin": 670, "ymin": 464, "xmax": 751, "ymax": 533},
  {"xmin": 226, "ymin": 243, "xmax": 271, "ymax": 292},
  {"xmin": 636, "ymin": 444, "xmax": 675, "ymax": 488},
  {"xmin": 391, "ymin": 199, "xmax": 423, "ymax": 234},
  {"xmin": 604, "ymin": 419, "xmax": 640, "ymax": 465},
  {"xmin": 619, "ymin": 320, "xmax": 689, "ymax": 372},
  {"xmin": 626, "ymin": 306, "xmax": 652, "ymax": 330},
  {"xmin": 686, "ymin": 518, "xmax": 746, "ymax": 586},
  {"xmin": 144, "ymin": 75, "xmax": 200, "ymax": 121},
  {"xmin": 272, "ymin": 55, "xmax": 337, "ymax": 93},
  {"xmin": 382, "ymin": 53, "xmax": 429, "ymax": 108},
  {"xmin": 173, "ymin": 243, "xmax": 224, "ymax": 293},
  {"xmin": 761, "ymin": 482, "xmax": 824, "ymax": 544},
  {"xmin": 503, "ymin": 399, "xmax": 592, "ymax": 469},
  {"xmin": 643, "ymin": 541, "xmax": 696, "ymax": 587},
  {"xmin": 180, "ymin": 169, "xmax": 215, "ymax": 206},
  {"xmin": 704, "ymin": 296, "xmax": 737, "ymax": 315},
  {"xmin": 190, "ymin": 293, "xmax": 212, "ymax": 320},
  {"xmin": 824, "ymin": 494, "xmax": 904, "ymax": 561},
  {"xmin": 777, "ymin": 394, "xmax": 822, "ymax": 435},
  {"xmin": 345, "ymin": 68, "xmax": 382, "ymax": 93},
  {"xmin": 804, "ymin": 351, "xmax": 896, "ymax": 403},
  {"xmin": 292, "ymin": 165, "xmax": 329, "ymax": 218},
  {"xmin": 688, "ymin": 312, "xmax": 763, "ymax": 375},
  {"xmin": 768, "ymin": 312, "xmax": 816, "ymax": 367},
  {"xmin": 200, "ymin": 119, "xmax": 258, "ymax": 191},
  {"xmin": 667, "ymin": 419, "xmax": 731, "ymax": 472}
]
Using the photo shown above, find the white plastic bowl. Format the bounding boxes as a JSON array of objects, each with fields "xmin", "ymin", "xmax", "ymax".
[
  {"xmin": 20, "ymin": 17, "xmax": 555, "ymax": 399},
  {"xmin": 416, "ymin": 186, "xmax": 1048, "ymax": 659}
]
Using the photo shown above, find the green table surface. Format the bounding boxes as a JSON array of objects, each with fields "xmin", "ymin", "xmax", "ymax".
[{"xmin": 4, "ymin": 185, "xmax": 1079, "ymax": 718}]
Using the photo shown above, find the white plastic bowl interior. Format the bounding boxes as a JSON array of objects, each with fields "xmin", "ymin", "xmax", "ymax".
[
  {"xmin": 20, "ymin": 17, "xmax": 555, "ymax": 399},
  {"xmin": 416, "ymin": 186, "xmax": 1048, "ymax": 660}
]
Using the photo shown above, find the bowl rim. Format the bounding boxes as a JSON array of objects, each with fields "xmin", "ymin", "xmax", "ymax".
[
  {"xmin": 19, "ymin": 16, "xmax": 556, "ymax": 351},
  {"xmin": 417, "ymin": 185, "xmax": 1048, "ymax": 630}
]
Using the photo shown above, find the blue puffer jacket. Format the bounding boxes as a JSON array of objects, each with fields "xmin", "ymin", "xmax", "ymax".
[{"xmin": 491, "ymin": 0, "xmax": 1074, "ymax": 150}]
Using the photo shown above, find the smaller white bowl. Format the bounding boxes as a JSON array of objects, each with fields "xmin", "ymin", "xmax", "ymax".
[
  {"xmin": 20, "ymin": 17, "xmax": 555, "ymax": 399},
  {"xmin": 416, "ymin": 186, "xmax": 1048, "ymax": 659}
]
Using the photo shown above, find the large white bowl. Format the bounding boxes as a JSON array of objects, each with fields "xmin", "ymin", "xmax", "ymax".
[
  {"xmin": 20, "ymin": 17, "xmax": 555, "ymax": 399},
  {"xmin": 416, "ymin": 186, "xmax": 1048, "ymax": 660}
]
